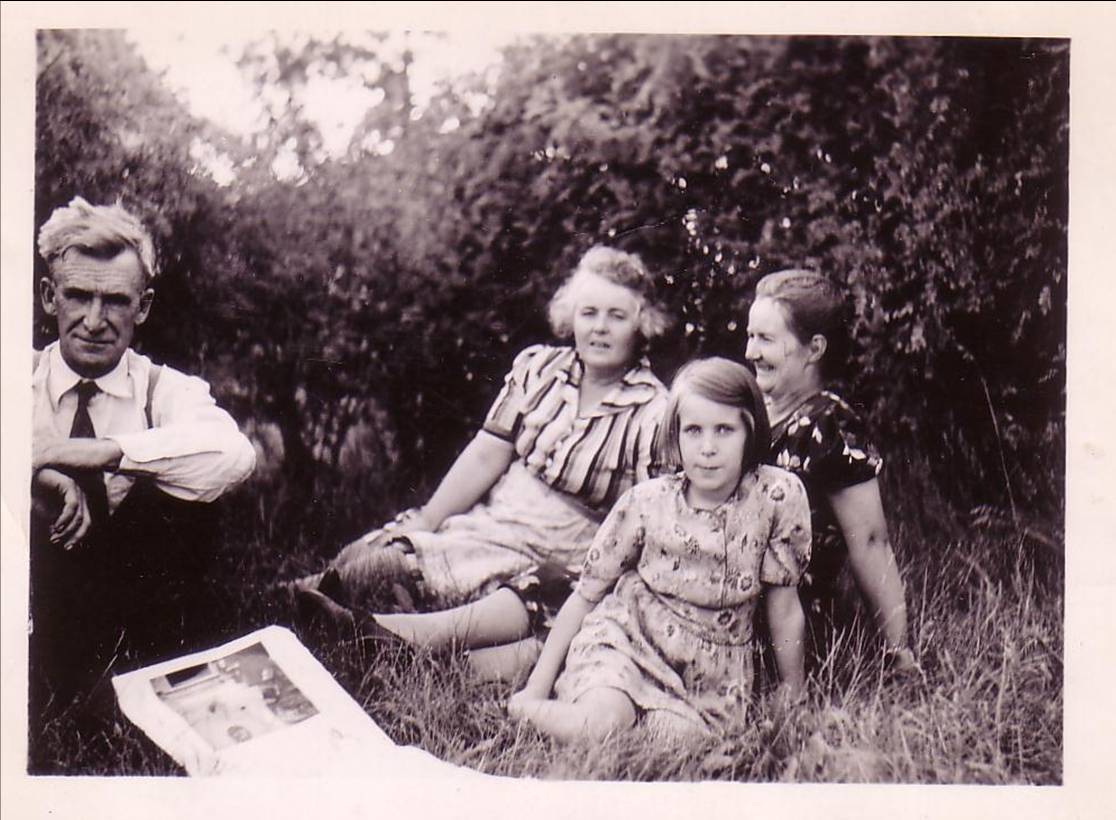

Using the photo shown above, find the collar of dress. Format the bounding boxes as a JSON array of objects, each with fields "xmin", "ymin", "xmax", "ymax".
[{"xmin": 558, "ymin": 350, "xmax": 660, "ymax": 412}]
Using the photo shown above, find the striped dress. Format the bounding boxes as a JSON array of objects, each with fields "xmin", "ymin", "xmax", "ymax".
[{"xmin": 408, "ymin": 344, "xmax": 668, "ymax": 612}]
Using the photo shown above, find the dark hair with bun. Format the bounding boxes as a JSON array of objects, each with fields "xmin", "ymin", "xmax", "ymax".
[{"xmin": 755, "ymin": 269, "xmax": 851, "ymax": 381}]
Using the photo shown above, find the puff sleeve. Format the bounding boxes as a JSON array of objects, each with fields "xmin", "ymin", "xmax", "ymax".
[
  {"xmin": 481, "ymin": 344, "xmax": 546, "ymax": 443},
  {"xmin": 759, "ymin": 469, "xmax": 813, "ymax": 587},
  {"xmin": 573, "ymin": 485, "xmax": 646, "ymax": 603},
  {"xmin": 774, "ymin": 397, "xmax": 882, "ymax": 493}
]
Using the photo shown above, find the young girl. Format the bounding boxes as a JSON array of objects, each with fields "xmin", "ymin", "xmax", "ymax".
[{"xmin": 507, "ymin": 358, "xmax": 812, "ymax": 741}]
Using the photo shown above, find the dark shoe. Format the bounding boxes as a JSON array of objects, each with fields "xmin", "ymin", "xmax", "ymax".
[
  {"xmin": 353, "ymin": 614, "xmax": 416, "ymax": 669},
  {"xmin": 355, "ymin": 613, "xmax": 408, "ymax": 646},
  {"xmin": 287, "ymin": 574, "xmax": 359, "ymax": 636},
  {"xmin": 316, "ymin": 567, "xmax": 353, "ymax": 609},
  {"xmin": 389, "ymin": 581, "xmax": 418, "ymax": 613}
]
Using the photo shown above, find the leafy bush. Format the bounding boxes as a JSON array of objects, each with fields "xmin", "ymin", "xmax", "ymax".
[{"xmin": 33, "ymin": 31, "xmax": 1067, "ymax": 521}]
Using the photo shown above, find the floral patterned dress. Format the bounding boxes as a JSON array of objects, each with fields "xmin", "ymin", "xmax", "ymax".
[
  {"xmin": 768, "ymin": 390, "xmax": 883, "ymax": 618},
  {"xmin": 553, "ymin": 468, "xmax": 811, "ymax": 735}
]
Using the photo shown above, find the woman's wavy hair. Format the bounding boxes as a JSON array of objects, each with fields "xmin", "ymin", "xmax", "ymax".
[
  {"xmin": 755, "ymin": 269, "xmax": 851, "ymax": 382},
  {"xmin": 38, "ymin": 196, "xmax": 158, "ymax": 284},
  {"xmin": 548, "ymin": 245, "xmax": 671, "ymax": 343},
  {"xmin": 656, "ymin": 357, "xmax": 771, "ymax": 475}
]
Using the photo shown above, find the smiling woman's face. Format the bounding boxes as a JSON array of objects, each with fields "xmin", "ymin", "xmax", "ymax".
[
  {"xmin": 745, "ymin": 296, "xmax": 818, "ymax": 399},
  {"xmin": 572, "ymin": 272, "xmax": 642, "ymax": 378}
]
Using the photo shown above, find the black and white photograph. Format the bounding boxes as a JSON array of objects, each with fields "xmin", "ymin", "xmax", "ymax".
[
  {"xmin": 2, "ymin": 2, "xmax": 1112, "ymax": 818},
  {"xmin": 151, "ymin": 643, "xmax": 318, "ymax": 750}
]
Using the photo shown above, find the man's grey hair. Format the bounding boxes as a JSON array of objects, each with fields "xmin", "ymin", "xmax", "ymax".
[{"xmin": 38, "ymin": 196, "xmax": 158, "ymax": 282}]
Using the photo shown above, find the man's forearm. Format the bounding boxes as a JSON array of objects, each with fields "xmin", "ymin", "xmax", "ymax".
[
  {"xmin": 33, "ymin": 438, "xmax": 124, "ymax": 473},
  {"xmin": 106, "ymin": 421, "xmax": 256, "ymax": 501}
]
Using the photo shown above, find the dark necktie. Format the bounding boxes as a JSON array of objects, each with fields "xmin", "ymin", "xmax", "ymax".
[{"xmin": 70, "ymin": 380, "xmax": 110, "ymax": 526}]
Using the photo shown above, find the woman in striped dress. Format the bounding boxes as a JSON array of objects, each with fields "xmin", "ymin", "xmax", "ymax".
[{"xmin": 292, "ymin": 246, "xmax": 671, "ymax": 679}]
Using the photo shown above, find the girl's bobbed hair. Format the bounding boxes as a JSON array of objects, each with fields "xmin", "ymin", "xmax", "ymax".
[
  {"xmin": 656, "ymin": 357, "xmax": 771, "ymax": 475},
  {"xmin": 755, "ymin": 269, "xmax": 851, "ymax": 381},
  {"xmin": 548, "ymin": 245, "xmax": 672, "ymax": 343}
]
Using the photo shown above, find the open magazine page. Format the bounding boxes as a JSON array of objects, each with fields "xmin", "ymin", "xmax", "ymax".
[{"xmin": 112, "ymin": 625, "xmax": 482, "ymax": 778}]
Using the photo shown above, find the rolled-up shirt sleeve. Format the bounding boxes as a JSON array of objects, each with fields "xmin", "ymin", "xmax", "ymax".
[{"xmin": 108, "ymin": 370, "xmax": 256, "ymax": 502}]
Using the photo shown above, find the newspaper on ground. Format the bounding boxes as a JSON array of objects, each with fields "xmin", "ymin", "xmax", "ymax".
[{"xmin": 112, "ymin": 625, "xmax": 482, "ymax": 778}]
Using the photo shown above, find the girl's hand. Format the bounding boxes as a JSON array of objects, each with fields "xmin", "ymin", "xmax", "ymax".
[
  {"xmin": 772, "ymin": 681, "xmax": 806, "ymax": 710},
  {"xmin": 507, "ymin": 689, "xmax": 547, "ymax": 721},
  {"xmin": 765, "ymin": 681, "xmax": 807, "ymax": 730}
]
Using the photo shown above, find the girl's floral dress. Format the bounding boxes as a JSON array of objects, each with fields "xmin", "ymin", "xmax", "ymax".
[{"xmin": 553, "ymin": 468, "xmax": 811, "ymax": 735}]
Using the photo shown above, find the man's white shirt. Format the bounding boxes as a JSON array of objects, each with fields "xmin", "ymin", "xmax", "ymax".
[{"xmin": 33, "ymin": 342, "xmax": 256, "ymax": 511}]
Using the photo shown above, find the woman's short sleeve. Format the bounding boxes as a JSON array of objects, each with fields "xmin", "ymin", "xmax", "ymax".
[
  {"xmin": 774, "ymin": 396, "xmax": 882, "ymax": 493},
  {"xmin": 574, "ymin": 486, "xmax": 645, "ymax": 603},
  {"xmin": 481, "ymin": 344, "xmax": 545, "ymax": 443},
  {"xmin": 759, "ymin": 469, "xmax": 813, "ymax": 587},
  {"xmin": 632, "ymin": 392, "xmax": 668, "ymax": 483}
]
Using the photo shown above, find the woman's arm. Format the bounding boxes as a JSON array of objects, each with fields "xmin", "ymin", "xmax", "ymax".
[
  {"xmin": 415, "ymin": 430, "xmax": 516, "ymax": 529},
  {"xmin": 510, "ymin": 590, "xmax": 597, "ymax": 708},
  {"xmin": 765, "ymin": 584, "xmax": 806, "ymax": 698},
  {"xmin": 367, "ymin": 431, "xmax": 515, "ymax": 546},
  {"xmin": 338, "ymin": 431, "xmax": 516, "ymax": 562},
  {"xmin": 828, "ymin": 478, "xmax": 909, "ymax": 651}
]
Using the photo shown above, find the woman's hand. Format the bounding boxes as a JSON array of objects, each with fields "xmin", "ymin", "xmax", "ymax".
[
  {"xmin": 365, "ymin": 507, "xmax": 435, "ymax": 549},
  {"xmin": 884, "ymin": 645, "xmax": 921, "ymax": 681},
  {"xmin": 330, "ymin": 508, "xmax": 431, "ymax": 573},
  {"xmin": 33, "ymin": 468, "xmax": 91, "ymax": 550}
]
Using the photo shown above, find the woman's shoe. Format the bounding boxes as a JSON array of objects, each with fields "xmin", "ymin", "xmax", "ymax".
[{"xmin": 286, "ymin": 572, "xmax": 358, "ymax": 634}]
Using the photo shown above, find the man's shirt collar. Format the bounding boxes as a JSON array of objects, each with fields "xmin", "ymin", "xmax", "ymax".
[{"xmin": 47, "ymin": 343, "xmax": 134, "ymax": 408}]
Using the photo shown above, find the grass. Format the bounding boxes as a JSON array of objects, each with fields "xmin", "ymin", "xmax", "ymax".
[{"xmin": 25, "ymin": 465, "xmax": 1064, "ymax": 783}]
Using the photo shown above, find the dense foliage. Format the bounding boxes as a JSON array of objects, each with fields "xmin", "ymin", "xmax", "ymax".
[{"xmin": 34, "ymin": 31, "xmax": 1067, "ymax": 522}]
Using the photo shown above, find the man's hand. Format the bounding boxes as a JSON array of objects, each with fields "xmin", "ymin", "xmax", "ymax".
[
  {"xmin": 32, "ymin": 437, "xmax": 124, "ymax": 473},
  {"xmin": 32, "ymin": 468, "xmax": 91, "ymax": 549}
]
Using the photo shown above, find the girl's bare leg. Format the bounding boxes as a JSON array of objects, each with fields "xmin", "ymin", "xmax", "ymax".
[
  {"xmin": 520, "ymin": 687, "xmax": 637, "ymax": 743},
  {"xmin": 373, "ymin": 587, "xmax": 531, "ymax": 650},
  {"xmin": 467, "ymin": 637, "xmax": 543, "ymax": 682}
]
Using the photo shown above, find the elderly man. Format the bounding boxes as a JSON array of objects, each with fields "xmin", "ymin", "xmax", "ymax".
[{"xmin": 30, "ymin": 197, "xmax": 256, "ymax": 719}]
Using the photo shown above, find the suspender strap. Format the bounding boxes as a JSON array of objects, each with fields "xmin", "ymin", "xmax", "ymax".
[
  {"xmin": 145, "ymin": 365, "xmax": 161, "ymax": 429},
  {"xmin": 34, "ymin": 348, "xmax": 162, "ymax": 430}
]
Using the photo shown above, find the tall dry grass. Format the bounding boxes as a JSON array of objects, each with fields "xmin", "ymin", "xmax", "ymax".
[{"xmin": 26, "ymin": 458, "xmax": 1063, "ymax": 783}]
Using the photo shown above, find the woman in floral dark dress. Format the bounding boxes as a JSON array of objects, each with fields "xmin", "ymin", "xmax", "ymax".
[{"xmin": 745, "ymin": 270, "xmax": 916, "ymax": 673}]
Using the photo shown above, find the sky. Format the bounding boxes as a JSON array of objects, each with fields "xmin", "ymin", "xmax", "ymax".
[{"xmin": 127, "ymin": 29, "xmax": 513, "ymax": 163}]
